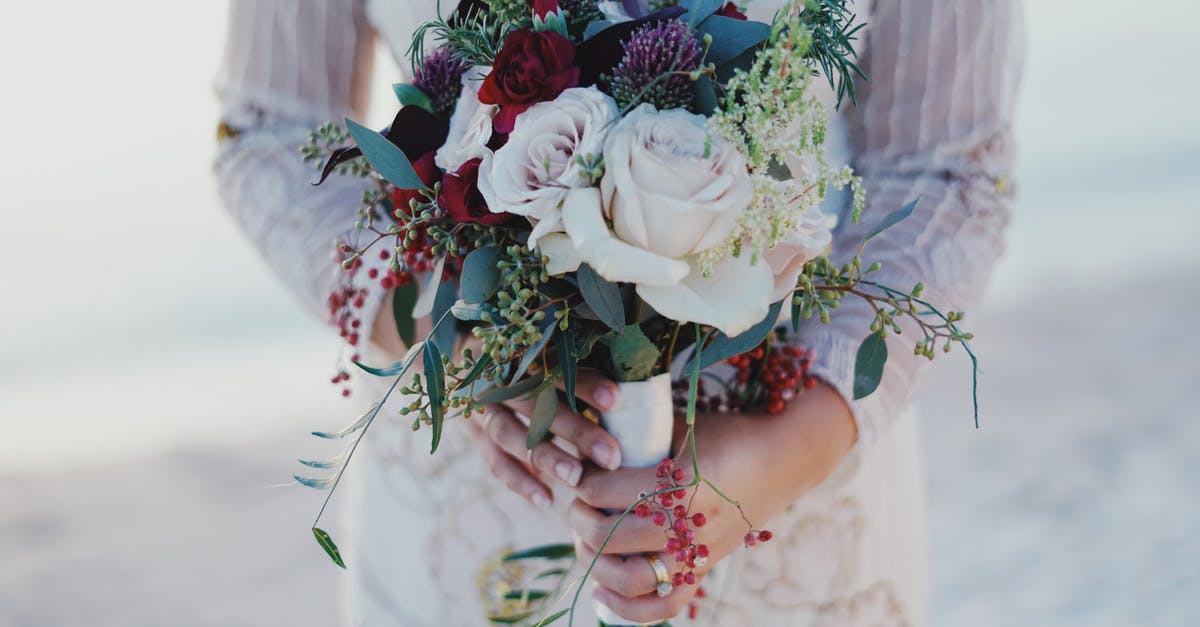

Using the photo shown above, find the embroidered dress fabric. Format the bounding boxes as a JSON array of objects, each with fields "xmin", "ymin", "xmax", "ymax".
[{"xmin": 214, "ymin": 1, "xmax": 1022, "ymax": 624}]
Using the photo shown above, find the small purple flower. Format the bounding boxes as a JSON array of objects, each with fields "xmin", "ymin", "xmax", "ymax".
[
  {"xmin": 609, "ymin": 20, "xmax": 703, "ymax": 111},
  {"xmin": 414, "ymin": 46, "xmax": 468, "ymax": 120}
]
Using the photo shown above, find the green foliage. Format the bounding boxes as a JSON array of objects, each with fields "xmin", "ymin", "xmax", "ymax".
[
  {"xmin": 391, "ymin": 83, "xmax": 435, "ymax": 114},
  {"xmin": 685, "ymin": 299, "xmax": 783, "ymax": 372},
  {"xmin": 410, "ymin": 6, "xmax": 508, "ymax": 70},
  {"xmin": 461, "ymin": 245, "xmax": 502, "ymax": 304},
  {"xmin": 577, "ymin": 264, "xmax": 625, "ymax": 333},
  {"xmin": 796, "ymin": 0, "xmax": 867, "ymax": 108},
  {"xmin": 526, "ymin": 382, "xmax": 560, "ymax": 449},
  {"xmin": 852, "ymin": 332, "xmax": 887, "ymax": 399},
  {"xmin": 503, "ymin": 543, "xmax": 576, "ymax": 561},
  {"xmin": 344, "ymin": 118, "xmax": 424, "ymax": 189},
  {"xmin": 423, "ymin": 341, "xmax": 447, "ymax": 453},
  {"xmin": 312, "ymin": 527, "xmax": 346, "ymax": 569},
  {"xmin": 300, "ymin": 122, "xmax": 371, "ymax": 178},
  {"xmin": 392, "ymin": 281, "xmax": 420, "ymax": 348},
  {"xmin": 606, "ymin": 324, "xmax": 660, "ymax": 382}
]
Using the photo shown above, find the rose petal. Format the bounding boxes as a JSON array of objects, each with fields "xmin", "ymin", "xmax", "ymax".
[
  {"xmin": 538, "ymin": 232, "xmax": 582, "ymax": 276},
  {"xmin": 560, "ymin": 187, "xmax": 689, "ymax": 287},
  {"xmin": 636, "ymin": 252, "xmax": 773, "ymax": 337}
]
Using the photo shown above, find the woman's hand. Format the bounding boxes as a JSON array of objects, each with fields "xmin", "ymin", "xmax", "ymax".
[
  {"xmin": 565, "ymin": 382, "xmax": 856, "ymax": 623},
  {"xmin": 465, "ymin": 370, "xmax": 625, "ymax": 509}
]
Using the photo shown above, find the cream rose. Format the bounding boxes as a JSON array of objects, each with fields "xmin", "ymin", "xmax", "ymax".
[
  {"xmin": 435, "ymin": 66, "xmax": 496, "ymax": 173},
  {"xmin": 478, "ymin": 87, "xmax": 619, "ymax": 245},
  {"xmin": 549, "ymin": 104, "xmax": 772, "ymax": 336},
  {"xmin": 763, "ymin": 204, "xmax": 835, "ymax": 302}
]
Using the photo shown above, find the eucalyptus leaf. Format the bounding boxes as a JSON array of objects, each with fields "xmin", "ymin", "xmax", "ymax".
[
  {"xmin": 684, "ymin": 300, "xmax": 784, "ymax": 372},
  {"xmin": 557, "ymin": 329, "xmax": 579, "ymax": 413},
  {"xmin": 476, "ymin": 374, "xmax": 545, "ymax": 405},
  {"xmin": 534, "ymin": 609, "xmax": 570, "ymax": 626},
  {"xmin": 578, "ymin": 264, "xmax": 625, "ymax": 333},
  {"xmin": 513, "ymin": 316, "xmax": 557, "ymax": 383},
  {"xmin": 451, "ymin": 300, "xmax": 500, "ymax": 322},
  {"xmin": 695, "ymin": 16, "xmax": 771, "ymax": 66},
  {"xmin": 679, "ymin": 0, "xmax": 724, "ymax": 24},
  {"xmin": 607, "ymin": 324, "xmax": 659, "ymax": 382},
  {"xmin": 311, "ymin": 401, "xmax": 382, "ymax": 439},
  {"xmin": 431, "ymin": 277, "xmax": 459, "ymax": 355},
  {"xmin": 692, "ymin": 74, "xmax": 717, "ymax": 115},
  {"xmin": 460, "ymin": 246, "xmax": 501, "ymax": 303},
  {"xmin": 526, "ymin": 383, "xmax": 559, "ymax": 450},
  {"xmin": 294, "ymin": 474, "xmax": 336, "ymax": 489},
  {"xmin": 351, "ymin": 341, "xmax": 425, "ymax": 378},
  {"xmin": 853, "ymin": 333, "xmax": 888, "ymax": 399},
  {"xmin": 392, "ymin": 83, "xmax": 434, "ymax": 114},
  {"xmin": 502, "ymin": 590, "xmax": 551, "ymax": 601},
  {"xmin": 865, "ymin": 198, "xmax": 919, "ymax": 241},
  {"xmin": 297, "ymin": 452, "xmax": 347, "ymax": 469},
  {"xmin": 391, "ymin": 280, "xmax": 420, "ymax": 348},
  {"xmin": 312, "ymin": 527, "xmax": 346, "ymax": 569},
  {"xmin": 503, "ymin": 542, "xmax": 576, "ymax": 561},
  {"xmin": 344, "ymin": 118, "xmax": 423, "ymax": 189},
  {"xmin": 454, "ymin": 354, "xmax": 494, "ymax": 392},
  {"xmin": 424, "ymin": 341, "xmax": 446, "ymax": 453},
  {"xmin": 488, "ymin": 613, "xmax": 535, "ymax": 625}
]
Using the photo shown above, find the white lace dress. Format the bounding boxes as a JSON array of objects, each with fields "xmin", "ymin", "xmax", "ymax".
[{"xmin": 214, "ymin": 1, "xmax": 1023, "ymax": 624}]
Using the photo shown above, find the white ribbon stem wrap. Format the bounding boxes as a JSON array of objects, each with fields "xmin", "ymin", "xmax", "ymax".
[{"xmin": 593, "ymin": 373, "xmax": 675, "ymax": 626}]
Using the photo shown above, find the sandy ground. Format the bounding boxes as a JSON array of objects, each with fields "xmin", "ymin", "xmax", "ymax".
[{"xmin": 2, "ymin": 276, "xmax": 1197, "ymax": 627}]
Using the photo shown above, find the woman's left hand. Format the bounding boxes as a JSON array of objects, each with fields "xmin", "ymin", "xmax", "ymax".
[{"xmin": 565, "ymin": 382, "xmax": 857, "ymax": 624}]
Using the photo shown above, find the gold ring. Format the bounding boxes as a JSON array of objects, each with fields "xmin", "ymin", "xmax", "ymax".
[{"xmin": 644, "ymin": 554, "xmax": 672, "ymax": 598}]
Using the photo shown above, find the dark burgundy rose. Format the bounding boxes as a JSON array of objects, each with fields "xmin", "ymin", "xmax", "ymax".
[
  {"xmin": 478, "ymin": 29, "xmax": 580, "ymax": 134},
  {"xmin": 532, "ymin": 0, "xmax": 560, "ymax": 20},
  {"xmin": 440, "ymin": 158, "xmax": 509, "ymax": 225},
  {"xmin": 390, "ymin": 151, "xmax": 441, "ymax": 220},
  {"xmin": 714, "ymin": 2, "xmax": 748, "ymax": 20}
]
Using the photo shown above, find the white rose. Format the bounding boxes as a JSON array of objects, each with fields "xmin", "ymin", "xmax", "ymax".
[
  {"xmin": 596, "ymin": 1, "xmax": 634, "ymax": 22},
  {"xmin": 551, "ymin": 104, "xmax": 771, "ymax": 336},
  {"xmin": 435, "ymin": 66, "xmax": 496, "ymax": 173},
  {"xmin": 763, "ymin": 204, "xmax": 835, "ymax": 302},
  {"xmin": 478, "ymin": 87, "xmax": 619, "ymax": 246}
]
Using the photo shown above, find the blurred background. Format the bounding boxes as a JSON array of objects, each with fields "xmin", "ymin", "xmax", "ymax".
[{"xmin": 1, "ymin": 1, "xmax": 1196, "ymax": 625}]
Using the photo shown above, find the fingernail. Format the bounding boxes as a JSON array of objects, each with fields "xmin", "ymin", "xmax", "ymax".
[
  {"xmin": 592, "ymin": 442, "xmax": 621, "ymax": 470},
  {"xmin": 555, "ymin": 460, "xmax": 581, "ymax": 486},
  {"xmin": 531, "ymin": 492, "xmax": 551, "ymax": 510},
  {"xmin": 593, "ymin": 383, "xmax": 619, "ymax": 411}
]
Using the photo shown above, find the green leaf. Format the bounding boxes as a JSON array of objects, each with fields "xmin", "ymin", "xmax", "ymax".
[
  {"xmin": 503, "ymin": 543, "xmax": 576, "ymax": 561},
  {"xmin": 695, "ymin": 16, "xmax": 771, "ymax": 66},
  {"xmin": 312, "ymin": 527, "xmax": 346, "ymax": 569},
  {"xmin": 488, "ymin": 613, "xmax": 535, "ymax": 625},
  {"xmin": 513, "ymin": 317, "xmax": 557, "ymax": 383},
  {"xmin": 578, "ymin": 264, "xmax": 625, "ymax": 333},
  {"xmin": 607, "ymin": 324, "xmax": 660, "ymax": 382},
  {"xmin": 461, "ymin": 246, "xmax": 501, "ymax": 303},
  {"xmin": 533, "ymin": 608, "xmax": 570, "ymax": 626},
  {"xmin": 345, "ymin": 117, "xmax": 424, "ymax": 189},
  {"xmin": 391, "ymin": 280, "xmax": 420, "ymax": 348},
  {"xmin": 476, "ymin": 374, "xmax": 544, "ymax": 405},
  {"xmin": 454, "ymin": 353, "xmax": 494, "ymax": 392},
  {"xmin": 534, "ymin": 567, "xmax": 569, "ymax": 580},
  {"xmin": 431, "ymin": 277, "xmax": 459, "ymax": 356},
  {"xmin": 853, "ymin": 333, "xmax": 888, "ymax": 399},
  {"xmin": 526, "ymin": 383, "xmax": 559, "ymax": 450},
  {"xmin": 424, "ymin": 341, "xmax": 446, "ymax": 453},
  {"xmin": 692, "ymin": 73, "xmax": 717, "ymax": 116},
  {"xmin": 451, "ymin": 300, "xmax": 501, "ymax": 322},
  {"xmin": 311, "ymin": 401, "xmax": 382, "ymax": 439},
  {"xmin": 294, "ymin": 474, "xmax": 336, "ymax": 489},
  {"xmin": 392, "ymin": 83, "xmax": 434, "ymax": 114},
  {"xmin": 503, "ymin": 589, "xmax": 551, "ymax": 601},
  {"xmin": 557, "ymin": 329, "xmax": 579, "ymax": 413},
  {"xmin": 865, "ymin": 198, "xmax": 919, "ymax": 241},
  {"xmin": 685, "ymin": 300, "xmax": 784, "ymax": 372}
]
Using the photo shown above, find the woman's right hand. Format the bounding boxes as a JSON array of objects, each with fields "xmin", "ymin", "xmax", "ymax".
[{"xmin": 465, "ymin": 372, "xmax": 624, "ymax": 509}]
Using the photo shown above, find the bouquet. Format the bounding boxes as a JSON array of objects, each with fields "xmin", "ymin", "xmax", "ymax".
[{"xmin": 298, "ymin": 0, "xmax": 977, "ymax": 623}]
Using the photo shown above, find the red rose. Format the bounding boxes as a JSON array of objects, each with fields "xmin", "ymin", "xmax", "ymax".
[
  {"xmin": 714, "ymin": 2, "xmax": 748, "ymax": 20},
  {"xmin": 478, "ymin": 29, "xmax": 580, "ymax": 134},
  {"xmin": 390, "ymin": 151, "xmax": 441, "ymax": 220},
  {"xmin": 440, "ymin": 158, "xmax": 509, "ymax": 225}
]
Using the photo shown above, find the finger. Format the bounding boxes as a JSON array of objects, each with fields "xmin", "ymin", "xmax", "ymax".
[
  {"xmin": 567, "ymin": 499, "xmax": 665, "ymax": 554},
  {"xmin": 529, "ymin": 438, "xmax": 584, "ymax": 487},
  {"xmin": 483, "ymin": 405, "xmax": 539, "ymax": 470},
  {"xmin": 576, "ymin": 545, "xmax": 671, "ymax": 599},
  {"xmin": 483, "ymin": 405, "xmax": 583, "ymax": 488},
  {"xmin": 575, "ymin": 466, "xmax": 692, "ymax": 510},
  {"xmin": 500, "ymin": 374, "xmax": 624, "ymax": 470},
  {"xmin": 593, "ymin": 573, "xmax": 704, "ymax": 625},
  {"xmin": 470, "ymin": 411, "xmax": 552, "ymax": 509}
]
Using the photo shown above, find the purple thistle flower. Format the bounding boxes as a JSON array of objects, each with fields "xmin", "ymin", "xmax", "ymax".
[
  {"xmin": 414, "ymin": 46, "xmax": 468, "ymax": 120},
  {"xmin": 609, "ymin": 20, "xmax": 703, "ymax": 111}
]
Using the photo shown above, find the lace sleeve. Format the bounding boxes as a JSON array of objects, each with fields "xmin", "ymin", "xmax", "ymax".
[
  {"xmin": 795, "ymin": 0, "xmax": 1024, "ymax": 450},
  {"xmin": 213, "ymin": 0, "xmax": 390, "ymax": 340}
]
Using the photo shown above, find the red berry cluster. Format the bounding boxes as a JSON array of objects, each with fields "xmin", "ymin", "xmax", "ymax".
[
  {"xmin": 726, "ymin": 340, "xmax": 816, "ymax": 414},
  {"xmin": 635, "ymin": 458, "xmax": 709, "ymax": 588}
]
